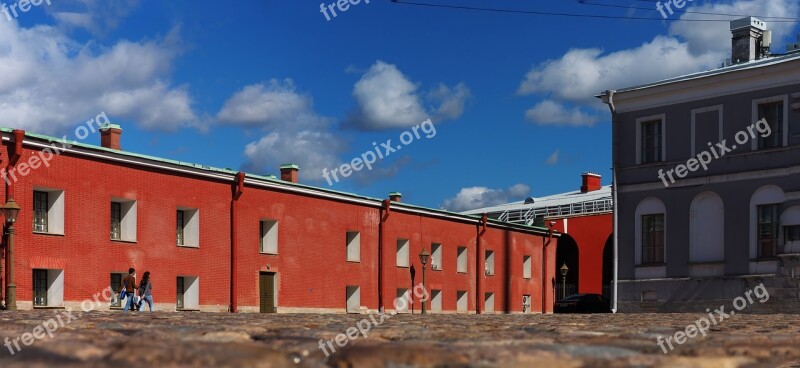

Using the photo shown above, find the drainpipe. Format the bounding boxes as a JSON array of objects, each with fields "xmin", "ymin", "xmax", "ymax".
[
  {"xmin": 230, "ymin": 172, "xmax": 245, "ymax": 313},
  {"xmin": 602, "ymin": 90, "xmax": 619, "ymax": 313},
  {"xmin": 476, "ymin": 214, "xmax": 487, "ymax": 314},
  {"xmin": 3, "ymin": 130, "xmax": 23, "ymax": 310},
  {"xmin": 378, "ymin": 199, "xmax": 391, "ymax": 312},
  {"xmin": 541, "ymin": 221, "xmax": 554, "ymax": 313}
]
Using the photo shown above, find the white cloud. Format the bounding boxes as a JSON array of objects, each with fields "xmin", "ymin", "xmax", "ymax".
[
  {"xmin": 49, "ymin": 0, "xmax": 142, "ymax": 35},
  {"xmin": 349, "ymin": 61, "xmax": 470, "ymax": 130},
  {"xmin": 525, "ymin": 100, "xmax": 598, "ymax": 127},
  {"xmin": 0, "ymin": 20, "xmax": 198, "ymax": 134},
  {"xmin": 518, "ymin": 0, "xmax": 799, "ymax": 119},
  {"xmin": 545, "ymin": 149, "xmax": 560, "ymax": 165},
  {"xmin": 443, "ymin": 184, "xmax": 531, "ymax": 212},
  {"xmin": 219, "ymin": 80, "xmax": 345, "ymax": 182}
]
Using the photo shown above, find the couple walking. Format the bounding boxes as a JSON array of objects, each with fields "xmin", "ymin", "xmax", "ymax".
[{"xmin": 120, "ymin": 268, "xmax": 154, "ymax": 312}]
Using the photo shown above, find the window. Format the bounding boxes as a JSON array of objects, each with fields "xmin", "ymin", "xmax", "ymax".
[
  {"xmin": 430, "ymin": 289, "xmax": 442, "ymax": 313},
  {"xmin": 110, "ymin": 273, "xmax": 123, "ymax": 308},
  {"xmin": 110, "ymin": 199, "xmax": 137, "ymax": 242},
  {"xmin": 32, "ymin": 188, "xmax": 64, "ymax": 234},
  {"xmin": 34, "ymin": 191, "xmax": 48, "ymax": 232},
  {"xmin": 484, "ymin": 292, "xmax": 495, "ymax": 313},
  {"xmin": 176, "ymin": 277, "xmax": 185, "ymax": 310},
  {"xmin": 640, "ymin": 119, "xmax": 663, "ymax": 163},
  {"xmin": 457, "ymin": 246, "xmax": 467, "ymax": 273},
  {"xmin": 260, "ymin": 220, "xmax": 279, "ymax": 254},
  {"xmin": 346, "ymin": 231, "xmax": 360, "ymax": 262},
  {"xmin": 456, "ymin": 290, "xmax": 468, "ymax": 313},
  {"xmin": 757, "ymin": 204, "xmax": 779, "ymax": 258},
  {"xmin": 32, "ymin": 269, "xmax": 64, "ymax": 308},
  {"xmin": 177, "ymin": 208, "xmax": 199, "ymax": 247},
  {"xmin": 431, "ymin": 243, "xmax": 442, "ymax": 270},
  {"xmin": 396, "ymin": 288, "xmax": 409, "ymax": 313},
  {"xmin": 177, "ymin": 276, "xmax": 199, "ymax": 310},
  {"xmin": 757, "ymin": 101, "xmax": 783, "ymax": 149},
  {"xmin": 787, "ymin": 225, "xmax": 800, "ymax": 242},
  {"xmin": 523, "ymin": 255, "xmax": 532, "ymax": 279},
  {"xmin": 396, "ymin": 239, "xmax": 410, "ymax": 267},
  {"xmin": 642, "ymin": 214, "xmax": 665, "ymax": 264},
  {"xmin": 485, "ymin": 250, "xmax": 495, "ymax": 276},
  {"xmin": 346, "ymin": 286, "xmax": 360, "ymax": 313}
]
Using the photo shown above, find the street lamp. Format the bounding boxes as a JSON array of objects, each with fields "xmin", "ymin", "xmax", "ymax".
[
  {"xmin": 419, "ymin": 248, "xmax": 429, "ymax": 314},
  {"xmin": 560, "ymin": 263, "xmax": 569, "ymax": 301},
  {"xmin": 3, "ymin": 197, "xmax": 20, "ymax": 311}
]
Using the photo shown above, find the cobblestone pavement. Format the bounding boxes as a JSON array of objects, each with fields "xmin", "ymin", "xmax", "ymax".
[{"xmin": 1, "ymin": 311, "xmax": 799, "ymax": 367}]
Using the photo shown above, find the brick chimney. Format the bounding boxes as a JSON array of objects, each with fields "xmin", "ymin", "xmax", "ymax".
[
  {"xmin": 280, "ymin": 164, "xmax": 299, "ymax": 183},
  {"xmin": 581, "ymin": 172, "xmax": 602, "ymax": 193},
  {"xmin": 730, "ymin": 17, "xmax": 770, "ymax": 64},
  {"xmin": 100, "ymin": 124, "xmax": 122, "ymax": 150},
  {"xmin": 389, "ymin": 192, "xmax": 402, "ymax": 202}
]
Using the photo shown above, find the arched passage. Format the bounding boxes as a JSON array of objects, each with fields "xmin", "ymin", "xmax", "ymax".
[
  {"xmin": 602, "ymin": 234, "xmax": 613, "ymax": 298},
  {"xmin": 555, "ymin": 234, "xmax": 579, "ymax": 300}
]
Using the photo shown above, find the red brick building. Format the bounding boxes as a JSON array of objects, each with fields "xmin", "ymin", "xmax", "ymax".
[{"xmin": 0, "ymin": 126, "xmax": 559, "ymax": 314}]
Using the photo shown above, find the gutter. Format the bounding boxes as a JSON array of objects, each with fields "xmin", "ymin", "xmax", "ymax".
[
  {"xmin": 541, "ymin": 221, "xmax": 555, "ymax": 313},
  {"xmin": 378, "ymin": 199, "xmax": 391, "ymax": 311},
  {"xmin": 601, "ymin": 90, "xmax": 619, "ymax": 313},
  {"xmin": 230, "ymin": 172, "xmax": 245, "ymax": 313},
  {"xmin": 475, "ymin": 214, "xmax": 487, "ymax": 314}
]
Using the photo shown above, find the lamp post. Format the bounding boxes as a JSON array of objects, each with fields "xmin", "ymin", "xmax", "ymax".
[
  {"xmin": 560, "ymin": 263, "xmax": 569, "ymax": 301},
  {"xmin": 418, "ymin": 248, "xmax": 429, "ymax": 314},
  {"xmin": 4, "ymin": 197, "xmax": 20, "ymax": 311}
]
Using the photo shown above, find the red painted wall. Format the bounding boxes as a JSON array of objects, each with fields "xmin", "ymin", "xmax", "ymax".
[{"xmin": 551, "ymin": 214, "xmax": 612, "ymax": 295}]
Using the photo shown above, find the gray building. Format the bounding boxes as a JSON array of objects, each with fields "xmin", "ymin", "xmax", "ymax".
[{"xmin": 600, "ymin": 17, "xmax": 800, "ymax": 312}]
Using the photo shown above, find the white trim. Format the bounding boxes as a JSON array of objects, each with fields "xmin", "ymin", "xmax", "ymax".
[
  {"xmin": 635, "ymin": 114, "xmax": 666, "ymax": 165},
  {"xmin": 690, "ymin": 105, "xmax": 723, "ymax": 157},
  {"xmin": 618, "ymin": 164, "xmax": 800, "ymax": 193},
  {"xmin": 751, "ymin": 94, "xmax": 789, "ymax": 150}
]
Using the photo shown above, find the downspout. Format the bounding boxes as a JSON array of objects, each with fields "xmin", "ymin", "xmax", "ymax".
[
  {"xmin": 379, "ymin": 199, "xmax": 391, "ymax": 312},
  {"xmin": 541, "ymin": 221, "xmax": 554, "ymax": 313},
  {"xmin": 602, "ymin": 90, "xmax": 619, "ymax": 313},
  {"xmin": 3, "ymin": 130, "xmax": 23, "ymax": 309},
  {"xmin": 475, "ymin": 214, "xmax": 487, "ymax": 314},
  {"xmin": 230, "ymin": 172, "xmax": 245, "ymax": 313}
]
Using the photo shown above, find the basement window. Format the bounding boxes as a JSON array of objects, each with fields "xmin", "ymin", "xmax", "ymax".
[
  {"xmin": 33, "ymin": 269, "xmax": 64, "ymax": 308},
  {"xmin": 484, "ymin": 292, "xmax": 495, "ymax": 313},
  {"xmin": 430, "ymin": 289, "xmax": 442, "ymax": 313},
  {"xmin": 456, "ymin": 290, "xmax": 468, "ymax": 313},
  {"xmin": 346, "ymin": 286, "xmax": 361, "ymax": 314},
  {"xmin": 177, "ymin": 276, "xmax": 199, "ymax": 310}
]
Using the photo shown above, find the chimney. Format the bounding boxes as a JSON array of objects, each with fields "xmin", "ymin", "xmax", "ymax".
[
  {"xmin": 279, "ymin": 164, "xmax": 299, "ymax": 183},
  {"xmin": 581, "ymin": 172, "xmax": 602, "ymax": 193},
  {"xmin": 389, "ymin": 192, "xmax": 402, "ymax": 202},
  {"xmin": 100, "ymin": 124, "xmax": 122, "ymax": 150},
  {"xmin": 730, "ymin": 17, "xmax": 770, "ymax": 64}
]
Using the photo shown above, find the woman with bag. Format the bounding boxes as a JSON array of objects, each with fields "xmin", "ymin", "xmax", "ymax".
[{"xmin": 138, "ymin": 271, "xmax": 154, "ymax": 312}]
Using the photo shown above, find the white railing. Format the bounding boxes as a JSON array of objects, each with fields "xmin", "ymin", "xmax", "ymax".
[{"xmin": 493, "ymin": 197, "xmax": 613, "ymax": 225}]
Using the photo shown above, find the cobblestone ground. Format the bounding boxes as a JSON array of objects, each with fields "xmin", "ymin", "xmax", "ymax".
[{"xmin": 1, "ymin": 311, "xmax": 799, "ymax": 367}]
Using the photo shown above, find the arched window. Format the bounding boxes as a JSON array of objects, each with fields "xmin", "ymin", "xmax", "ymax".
[
  {"xmin": 690, "ymin": 192, "xmax": 724, "ymax": 263},
  {"xmin": 750, "ymin": 185, "xmax": 786, "ymax": 258},
  {"xmin": 635, "ymin": 198, "xmax": 666, "ymax": 265}
]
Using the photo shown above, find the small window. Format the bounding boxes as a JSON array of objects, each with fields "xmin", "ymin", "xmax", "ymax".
[
  {"xmin": 430, "ymin": 289, "xmax": 442, "ymax": 313},
  {"xmin": 396, "ymin": 288, "xmax": 410, "ymax": 313},
  {"xmin": 456, "ymin": 290, "xmax": 468, "ymax": 313},
  {"xmin": 177, "ymin": 276, "xmax": 199, "ymax": 310},
  {"xmin": 757, "ymin": 101, "xmax": 783, "ymax": 149},
  {"xmin": 457, "ymin": 246, "xmax": 467, "ymax": 273},
  {"xmin": 32, "ymin": 269, "xmax": 64, "ymax": 308},
  {"xmin": 346, "ymin": 286, "xmax": 361, "ymax": 313},
  {"xmin": 176, "ymin": 277, "xmax": 185, "ymax": 310},
  {"xmin": 640, "ymin": 119, "xmax": 663, "ymax": 163},
  {"xmin": 32, "ymin": 189, "xmax": 64, "ymax": 235},
  {"xmin": 757, "ymin": 204, "xmax": 779, "ymax": 258},
  {"xmin": 786, "ymin": 225, "xmax": 800, "ymax": 242},
  {"xmin": 111, "ymin": 199, "xmax": 137, "ymax": 242},
  {"xmin": 260, "ymin": 220, "xmax": 278, "ymax": 254},
  {"xmin": 431, "ymin": 243, "xmax": 442, "ymax": 270},
  {"xmin": 485, "ymin": 250, "xmax": 495, "ymax": 276},
  {"xmin": 523, "ymin": 255, "xmax": 532, "ymax": 279},
  {"xmin": 484, "ymin": 292, "xmax": 495, "ymax": 313},
  {"xmin": 33, "ymin": 269, "xmax": 48, "ymax": 307},
  {"xmin": 641, "ymin": 214, "xmax": 665, "ymax": 264},
  {"xmin": 396, "ymin": 239, "xmax": 410, "ymax": 267},
  {"xmin": 346, "ymin": 231, "xmax": 360, "ymax": 262},
  {"xmin": 110, "ymin": 273, "xmax": 124, "ymax": 308},
  {"xmin": 177, "ymin": 208, "xmax": 199, "ymax": 247}
]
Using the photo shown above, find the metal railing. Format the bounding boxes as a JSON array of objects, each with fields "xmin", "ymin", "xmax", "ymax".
[{"xmin": 493, "ymin": 197, "xmax": 613, "ymax": 226}]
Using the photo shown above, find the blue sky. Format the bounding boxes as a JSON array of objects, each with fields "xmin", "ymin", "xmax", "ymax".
[{"xmin": 3, "ymin": 0, "xmax": 799, "ymax": 211}]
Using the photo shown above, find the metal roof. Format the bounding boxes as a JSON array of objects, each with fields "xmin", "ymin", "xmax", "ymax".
[{"xmin": 462, "ymin": 185, "xmax": 612, "ymax": 221}]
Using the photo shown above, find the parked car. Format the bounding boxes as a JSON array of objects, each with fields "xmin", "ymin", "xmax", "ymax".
[{"xmin": 554, "ymin": 293, "xmax": 612, "ymax": 313}]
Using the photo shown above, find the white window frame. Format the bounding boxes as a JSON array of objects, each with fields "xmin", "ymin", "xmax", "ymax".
[
  {"xmin": 396, "ymin": 239, "xmax": 410, "ymax": 268},
  {"xmin": 456, "ymin": 290, "xmax": 468, "ymax": 313},
  {"xmin": 430, "ymin": 289, "xmax": 442, "ymax": 313},
  {"xmin": 111, "ymin": 198, "xmax": 137, "ymax": 242},
  {"xmin": 485, "ymin": 250, "xmax": 495, "ymax": 276},
  {"xmin": 457, "ymin": 246, "xmax": 468, "ymax": 273},
  {"xmin": 635, "ymin": 114, "xmax": 666, "ymax": 165},
  {"xmin": 690, "ymin": 105, "xmax": 723, "ymax": 156},
  {"xmin": 177, "ymin": 207, "xmax": 200, "ymax": 248},
  {"xmin": 346, "ymin": 231, "xmax": 360, "ymax": 262},
  {"xmin": 177, "ymin": 275, "xmax": 200, "ymax": 310},
  {"xmin": 431, "ymin": 243, "xmax": 442, "ymax": 270},
  {"xmin": 32, "ymin": 269, "xmax": 64, "ymax": 308},
  {"xmin": 523, "ymin": 255, "xmax": 532, "ymax": 279},
  {"xmin": 751, "ymin": 95, "xmax": 789, "ymax": 150},
  {"xmin": 484, "ymin": 292, "xmax": 495, "ymax": 314},
  {"xmin": 396, "ymin": 288, "xmax": 410, "ymax": 313},
  {"xmin": 260, "ymin": 219, "xmax": 279, "ymax": 254},
  {"xmin": 32, "ymin": 187, "xmax": 65, "ymax": 235},
  {"xmin": 346, "ymin": 285, "xmax": 361, "ymax": 314}
]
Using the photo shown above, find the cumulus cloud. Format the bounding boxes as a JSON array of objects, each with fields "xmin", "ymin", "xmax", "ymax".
[
  {"xmin": 0, "ymin": 20, "xmax": 198, "ymax": 134},
  {"xmin": 525, "ymin": 100, "xmax": 598, "ymax": 126},
  {"xmin": 517, "ymin": 0, "xmax": 799, "ymax": 121},
  {"xmin": 545, "ymin": 149, "xmax": 560, "ymax": 165},
  {"xmin": 443, "ymin": 184, "xmax": 531, "ymax": 212},
  {"xmin": 348, "ymin": 61, "xmax": 470, "ymax": 130},
  {"xmin": 49, "ymin": 0, "xmax": 142, "ymax": 35},
  {"xmin": 218, "ymin": 80, "xmax": 345, "ymax": 181}
]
